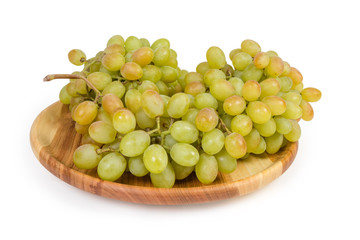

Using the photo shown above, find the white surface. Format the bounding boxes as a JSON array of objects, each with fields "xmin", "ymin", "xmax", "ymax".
[{"xmin": 1, "ymin": 0, "xmax": 359, "ymax": 239}]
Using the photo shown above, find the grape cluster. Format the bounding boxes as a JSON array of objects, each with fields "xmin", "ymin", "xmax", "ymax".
[{"xmin": 46, "ymin": 36, "xmax": 321, "ymax": 188}]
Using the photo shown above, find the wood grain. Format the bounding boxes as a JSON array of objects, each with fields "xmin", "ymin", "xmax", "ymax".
[{"xmin": 30, "ymin": 102, "xmax": 298, "ymax": 205}]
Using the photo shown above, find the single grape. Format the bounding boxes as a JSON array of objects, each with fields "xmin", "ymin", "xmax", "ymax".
[
  {"xmin": 264, "ymin": 56, "xmax": 284, "ymax": 77},
  {"xmin": 230, "ymin": 114, "xmax": 253, "ymax": 136},
  {"xmin": 252, "ymin": 137, "xmax": 266, "ymax": 155},
  {"xmin": 254, "ymin": 118, "xmax": 277, "ymax": 137},
  {"xmin": 107, "ymin": 35, "xmax": 124, "ymax": 47},
  {"xmin": 210, "ymin": 79, "xmax": 235, "ymax": 101},
  {"xmin": 150, "ymin": 163, "xmax": 175, "ymax": 188},
  {"xmin": 75, "ymin": 122, "xmax": 90, "ymax": 135},
  {"xmin": 224, "ymin": 132, "xmax": 247, "ymax": 158},
  {"xmin": 242, "ymin": 80, "xmax": 261, "ymax": 101},
  {"xmin": 184, "ymin": 72, "xmax": 203, "ymax": 85},
  {"xmin": 299, "ymin": 100, "xmax": 314, "ymax": 121},
  {"xmin": 281, "ymin": 101, "xmax": 303, "ymax": 119},
  {"xmin": 184, "ymin": 81, "xmax": 206, "ymax": 96},
  {"xmin": 287, "ymin": 67, "xmax": 303, "ymax": 85},
  {"xmin": 246, "ymin": 101, "xmax": 272, "ymax": 124},
  {"xmin": 254, "ymin": 52, "xmax": 270, "ymax": 69},
  {"xmin": 229, "ymin": 48, "xmax": 242, "ymax": 60},
  {"xmin": 260, "ymin": 78, "xmax": 281, "ymax": 98},
  {"xmin": 292, "ymin": 82, "xmax": 304, "ymax": 92},
  {"xmin": 105, "ymin": 44, "xmax": 126, "ymax": 56},
  {"xmin": 182, "ymin": 108, "xmax": 200, "ymax": 125},
  {"xmin": 73, "ymin": 144, "xmax": 102, "ymax": 169},
  {"xmin": 112, "ymin": 108, "xmax": 136, "ymax": 134},
  {"xmin": 281, "ymin": 61, "xmax": 291, "ymax": 76},
  {"xmin": 66, "ymin": 82, "xmax": 78, "ymax": 97},
  {"xmin": 143, "ymin": 144, "xmax": 168, "ymax": 174},
  {"xmin": 170, "ymin": 143, "xmax": 200, "ymax": 167},
  {"xmin": 131, "ymin": 47, "xmax": 154, "ymax": 67},
  {"xmin": 164, "ymin": 49, "xmax": 178, "ymax": 68},
  {"xmin": 266, "ymin": 50, "xmax": 278, "ymax": 58},
  {"xmin": 80, "ymin": 134, "xmax": 102, "ymax": 147},
  {"xmin": 196, "ymin": 62, "xmax": 211, "ymax": 76},
  {"xmin": 284, "ymin": 120, "xmax": 301, "ymax": 142},
  {"xmin": 88, "ymin": 121, "xmax": 117, "ymax": 144},
  {"xmin": 195, "ymin": 107, "xmax": 219, "ymax": 132},
  {"xmin": 73, "ymin": 101, "xmax": 98, "ymax": 125},
  {"xmin": 241, "ymin": 39, "xmax": 261, "ymax": 57},
  {"xmin": 195, "ymin": 153, "xmax": 218, "ymax": 184},
  {"xmin": 232, "ymin": 52, "xmax": 252, "ymax": 71},
  {"xmin": 125, "ymin": 36, "xmax": 142, "ymax": 52},
  {"xmin": 135, "ymin": 108, "xmax": 156, "ymax": 129},
  {"xmin": 97, "ymin": 152, "xmax": 127, "ymax": 181},
  {"xmin": 244, "ymin": 128, "xmax": 261, "ymax": 153},
  {"xmin": 120, "ymin": 62, "xmax": 143, "ymax": 80},
  {"xmin": 156, "ymin": 81, "xmax": 170, "ymax": 95},
  {"xmin": 278, "ymin": 76, "xmax": 293, "ymax": 92},
  {"xmin": 59, "ymin": 85, "xmax": 71, "ymax": 104},
  {"xmin": 152, "ymin": 46, "xmax": 170, "ymax": 66},
  {"xmin": 102, "ymin": 93, "xmax": 124, "ymax": 116},
  {"xmin": 241, "ymin": 63, "xmax": 263, "ymax": 82},
  {"xmin": 120, "ymin": 130, "xmax": 150, "ymax": 157},
  {"xmin": 282, "ymin": 91, "xmax": 302, "ymax": 105},
  {"xmin": 274, "ymin": 116, "xmax": 293, "ymax": 134},
  {"xmin": 204, "ymin": 69, "xmax": 226, "ymax": 86},
  {"xmin": 87, "ymin": 72, "xmax": 112, "ymax": 91},
  {"xmin": 215, "ymin": 148, "xmax": 237, "ymax": 174},
  {"xmin": 151, "ymin": 38, "xmax": 170, "ymax": 50},
  {"xmin": 221, "ymin": 114, "xmax": 233, "ymax": 130},
  {"xmin": 223, "ymin": 95, "xmax": 246, "ymax": 116},
  {"xmin": 141, "ymin": 90, "xmax": 164, "ymax": 118},
  {"xmin": 95, "ymin": 107, "xmax": 112, "ymax": 124},
  {"xmin": 170, "ymin": 120, "xmax": 199, "ymax": 144},
  {"xmin": 261, "ymin": 96, "xmax": 287, "ymax": 116},
  {"xmin": 171, "ymin": 160, "xmax": 194, "ymax": 180},
  {"xmin": 102, "ymin": 81, "xmax": 126, "ymax": 99},
  {"xmin": 138, "ymin": 80, "xmax": 159, "ymax": 94},
  {"xmin": 128, "ymin": 155, "xmax": 149, "ymax": 177},
  {"xmin": 301, "ymin": 87, "xmax": 322, "ymax": 102},
  {"xmin": 102, "ymin": 52, "xmax": 125, "ymax": 71},
  {"xmin": 68, "ymin": 49, "xmax": 86, "ymax": 66},
  {"xmin": 160, "ymin": 66, "xmax": 178, "ymax": 83},
  {"xmin": 206, "ymin": 46, "xmax": 226, "ymax": 69},
  {"xmin": 265, "ymin": 132, "xmax": 284, "ymax": 154},
  {"xmin": 228, "ymin": 77, "xmax": 244, "ymax": 96},
  {"xmin": 201, "ymin": 128, "xmax": 225, "ymax": 155},
  {"xmin": 194, "ymin": 93, "xmax": 218, "ymax": 110},
  {"xmin": 167, "ymin": 93, "xmax": 190, "ymax": 118}
]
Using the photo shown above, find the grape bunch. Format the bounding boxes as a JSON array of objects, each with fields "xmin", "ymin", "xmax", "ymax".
[{"xmin": 44, "ymin": 36, "xmax": 321, "ymax": 188}]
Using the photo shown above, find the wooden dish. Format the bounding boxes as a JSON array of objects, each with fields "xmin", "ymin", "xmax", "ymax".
[{"xmin": 30, "ymin": 102, "xmax": 298, "ymax": 205}]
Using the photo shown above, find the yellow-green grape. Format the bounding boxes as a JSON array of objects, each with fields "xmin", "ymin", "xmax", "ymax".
[
  {"xmin": 102, "ymin": 93, "xmax": 124, "ymax": 116},
  {"xmin": 140, "ymin": 38, "xmax": 150, "ymax": 47},
  {"xmin": 128, "ymin": 155, "xmax": 149, "ymax": 177},
  {"xmin": 143, "ymin": 144, "xmax": 168, "ymax": 174},
  {"xmin": 215, "ymin": 148, "xmax": 237, "ymax": 174},
  {"xmin": 102, "ymin": 81, "xmax": 126, "ymax": 99},
  {"xmin": 283, "ymin": 92, "xmax": 302, "ymax": 106},
  {"xmin": 182, "ymin": 108, "xmax": 200, "ymax": 125},
  {"xmin": 120, "ymin": 130, "xmax": 150, "ymax": 157},
  {"xmin": 193, "ymin": 93, "xmax": 217, "ymax": 110},
  {"xmin": 99, "ymin": 65, "xmax": 118, "ymax": 79},
  {"xmin": 232, "ymin": 52, "xmax": 252, "ymax": 71},
  {"xmin": 195, "ymin": 153, "xmax": 218, "ymax": 184},
  {"xmin": 167, "ymin": 92, "xmax": 190, "ymax": 118},
  {"xmin": 59, "ymin": 85, "xmax": 71, "ymax": 104},
  {"xmin": 281, "ymin": 101, "xmax": 303, "ymax": 119},
  {"xmin": 201, "ymin": 128, "xmax": 225, "ymax": 155},
  {"xmin": 125, "ymin": 36, "xmax": 142, "ymax": 52},
  {"xmin": 228, "ymin": 77, "xmax": 244, "ymax": 96},
  {"xmin": 107, "ymin": 35, "xmax": 124, "ymax": 47},
  {"xmin": 66, "ymin": 82, "xmax": 78, "ymax": 97},
  {"xmin": 229, "ymin": 48, "xmax": 242, "ymax": 61},
  {"xmin": 73, "ymin": 144, "xmax": 102, "ymax": 169},
  {"xmin": 241, "ymin": 63, "xmax": 263, "ymax": 82},
  {"xmin": 261, "ymin": 96, "xmax": 287, "ymax": 116},
  {"xmin": 210, "ymin": 79, "xmax": 235, "ymax": 101},
  {"xmin": 299, "ymin": 100, "xmax": 314, "ymax": 121},
  {"xmin": 184, "ymin": 72, "xmax": 203, "ymax": 85},
  {"xmin": 260, "ymin": 78, "xmax": 281, "ymax": 98},
  {"xmin": 184, "ymin": 81, "xmax": 206, "ymax": 96},
  {"xmin": 124, "ymin": 50, "xmax": 135, "ymax": 63},
  {"xmin": 264, "ymin": 56, "xmax": 284, "ymax": 77},
  {"xmin": 151, "ymin": 38, "xmax": 170, "ymax": 50},
  {"xmin": 156, "ymin": 81, "xmax": 170, "ymax": 95},
  {"xmin": 224, "ymin": 132, "xmax": 247, "ymax": 158},
  {"xmin": 195, "ymin": 107, "xmax": 219, "ymax": 132},
  {"xmin": 80, "ymin": 133, "xmax": 102, "ymax": 147},
  {"xmin": 196, "ymin": 62, "xmax": 211, "ymax": 76},
  {"xmin": 284, "ymin": 120, "xmax": 301, "ymax": 142},
  {"xmin": 242, "ymin": 80, "xmax": 261, "ymax": 101},
  {"xmin": 177, "ymin": 69, "xmax": 188, "ymax": 89},
  {"xmin": 254, "ymin": 52, "xmax": 270, "ymax": 69},
  {"xmin": 254, "ymin": 118, "xmax": 276, "ymax": 137},
  {"xmin": 74, "ymin": 79, "xmax": 87, "ymax": 95},
  {"xmin": 102, "ymin": 52, "xmax": 125, "ymax": 71},
  {"xmin": 153, "ymin": 46, "xmax": 170, "ymax": 66},
  {"xmin": 88, "ymin": 121, "xmax": 117, "ymax": 144},
  {"xmin": 141, "ymin": 65, "xmax": 162, "ymax": 83},
  {"xmin": 170, "ymin": 143, "xmax": 200, "ymax": 167},
  {"xmin": 241, "ymin": 39, "xmax": 261, "ymax": 57},
  {"xmin": 187, "ymin": 94, "xmax": 195, "ymax": 108},
  {"xmin": 138, "ymin": 80, "xmax": 159, "ymax": 94},
  {"xmin": 274, "ymin": 116, "xmax": 293, "ymax": 134},
  {"xmin": 125, "ymin": 88, "xmax": 141, "ymax": 113},
  {"xmin": 265, "ymin": 132, "xmax": 284, "ymax": 154},
  {"xmin": 141, "ymin": 90, "xmax": 164, "ymax": 118},
  {"xmin": 230, "ymin": 114, "xmax": 253, "ymax": 136},
  {"xmin": 112, "ymin": 108, "xmax": 136, "ymax": 134},
  {"xmin": 287, "ymin": 67, "xmax": 303, "ymax": 85},
  {"xmin": 281, "ymin": 61, "xmax": 291, "ymax": 76},
  {"xmin": 131, "ymin": 47, "xmax": 154, "ymax": 67},
  {"xmin": 75, "ymin": 122, "xmax": 90, "ymax": 135},
  {"xmin": 253, "ymin": 137, "xmax": 266, "ymax": 154},
  {"xmin": 73, "ymin": 101, "xmax": 98, "ymax": 125},
  {"xmin": 292, "ymin": 82, "xmax": 304, "ymax": 92},
  {"xmin": 223, "ymin": 95, "xmax": 246, "ymax": 116},
  {"xmin": 164, "ymin": 49, "xmax": 178, "ymax": 68},
  {"xmin": 95, "ymin": 107, "xmax": 112, "ymax": 125},
  {"xmin": 150, "ymin": 162, "xmax": 175, "ymax": 188},
  {"xmin": 160, "ymin": 95, "xmax": 170, "ymax": 117},
  {"xmin": 244, "ymin": 128, "xmax": 261, "ymax": 153},
  {"xmin": 160, "ymin": 66, "xmax": 178, "ymax": 83},
  {"xmin": 171, "ymin": 161, "xmax": 194, "ymax": 180},
  {"xmin": 68, "ymin": 49, "xmax": 86, "ymax": 66},
  {"xmin": 135, "ymin": 108, "xmax": 156, "ymax": 129},
  {"xmin": 87, "ymin": 72, "xmax": 112, "ymax": 91},
  {"xmin": 120, "ymin": 62, "xmax": 143, "ymax": 80},
  {"xmin": 221, "ymin": 114, "xmax": 233, "ymax": 130},
  {"xmin": 206, "ymin": 46, "xmax": 226, "ymax": 69},
  {"xmin": 97, "ymin": 152, "xmax": 127, "ymax": 181},
  {"xmin": 170, "ymin": 120, "xmax": 199, "ymax": 144},
  {"xmin": 278, "ymin": 76, "xmax": 293, "ymax": 92},
  {"xmin": 301, "ymin": 87, "xmax": 322, "ymax": 102},
  {"xmin": 266, "ymin": 50, "xmax": 278, "ymax": 58},
  {"xmin": 105, "ymin": 44, "xmax": 126, "ymax": 55},
  {"xmin": 204, "ymin": 69, "xmax": 226, "ymax": 86},
  {"xmin": 167, "ymin": 81, "xmax": 182, "ymax": 96},
  {"xmin": 246, "ymin": 101, "xmax": 272, "ymax": 124},
  {"xmin": 69, "ymin": 96, "xmax": 82, "ymax": 114}
]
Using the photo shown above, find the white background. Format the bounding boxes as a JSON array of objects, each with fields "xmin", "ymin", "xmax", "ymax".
[{"xmin": 1, "ymin": 0, "xmax": 359, "ymax": 239}]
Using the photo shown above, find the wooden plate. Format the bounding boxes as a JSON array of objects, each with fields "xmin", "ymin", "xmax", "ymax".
[{"xmin": 30, "ymin": 102, "xmax": 298, "ymax": 205}]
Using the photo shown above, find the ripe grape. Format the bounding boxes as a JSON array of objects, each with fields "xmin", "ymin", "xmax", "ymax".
[
  {"xmin": 170, "ymin": 120, "xmax": 199, "ymax": 144},
  {"xmin": 194, "ymin": 93, "xmax": 218, "ymax": 110},
  {"xmin": 112, "ymin": 108, "xmax": 136, "ymax": 134},
  {"xmin": 195, "ymin": 108, "xmax": 219, "ymax": 132},
  {"xmin": 206, "ymin": 46, "xmax": 226, "ymax": 69},
  {"xmin": 141, "ymin": 65, "xmax": 162, "ymax": 83},
  {"xmin": 88, "ymin": 121, "xmax": 117, "ymax": 144},
  {"xmin": 224, "ymin": 132, "xmax": 247, "ymax": 158},
  {"xmin": 73, "ymin": 144, "xmax": 102, "ymax": 169},
  {"xmin": 242, "ymin": 80, "xmax": 261, "ymax": 101},
  {"xmin": 171, "ymin": 161, "xmax": 194, "ymax": 180},
  {"xmin": 232, "ymin": 52, "xmax": 252, "ymax": 70},
  {"xmin": 301, "ymin": 87, "xmax": 322, "ymax": 102},
  {"xmin": 120, "ymin": 130, "xmax": 150, "ymax": 157},
  {"xmin": 120, "ymin": 62, "xmax": 143, "ymax": 80},
  {"xmin": 150, "ymin": 163, "xmax": 175, "ymax": 188},
  {"xmin": 141, "ymin": 90, "xmax": 164, "ymax": 118},
  {"xmin": 102, "ymin": 52, "xmax": 125, "ymax": 71},
  {"xmin": 231, "ymin": 114, "xmax": 253, "ymax": 136},
  {"xmin": 131, "ymin": 47, "xmax": 154, "ymax": 67},
  {"xmin": 68, "ymin": 49, "xmax": 86, "ymax": 66},
  {"xmin": 102, "ymin": 93, "xmax": 124, "ymax": 116},
  {"xmin": 195, "ymin": 153, "xmax": 218, "ymax": 184},
  {"xmin": 107, "ymin": 35, "xmax": 125, "ymax": 47},
  {"xmin": 210, "ymin": 79, "xmax": 235, "ymax": 101},
  {"xmin": 215, "ymin": 148, "xmax": 237, "ymax": 174},
  {"xmin": 73, "ymin": 101, "xmax": 98, "ymax": 125},
  {"xmin": 143, "ymin": 144, "xmax": 168, "ymax": 174},
  {"xmin": 167, "ymin": 93, "xmax": 190, "ymax": 118},
  {"xmin": 125, "ymin": 36, "xmax": 142, "ymax": 52},
  {"xmin": 241, "ymin": 39, "xmax": 261, "ymax": 57},
  {"xmin": 128, "ymin": 155, "xmax": 149, "ymax": 177},
  {"xmin": 201, "ymin": 128, "xmax": 225, "ymax": 155},
  {"xmin": 223, "ymin": 95, "xmax": 246, "ymax": 116},
  {"xmin": 246, "ymin": 101, "xmax": 272, "ymax": 124},
  {"xmin": 102, "ymin": 81, "xmax": 126, "ymax": 98},
  {"xmin": 170, "ymin": 143, "xmax": 200, "ymax": 167},
  {"xmin": 254, "ymin": 52, "xmax": 270, "ymax": 69},
  {"xmin": 97, "ymin": 152, "xmax": 127, "ymax": 181}
]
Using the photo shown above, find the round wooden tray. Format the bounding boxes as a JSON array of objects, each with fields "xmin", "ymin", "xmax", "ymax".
[{"xmin": 30, "ymin": 101, "xmax": 298, "ymax": 205}]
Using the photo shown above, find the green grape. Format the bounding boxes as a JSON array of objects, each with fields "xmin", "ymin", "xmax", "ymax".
[
  {"xmin": 221, "ymin": 114, "xmax": 233, "ymax": 130},
  {"xmin": 215, "ymin": 148, "xmax": 237, "ymax": 174},
  {"xmin": 95, "ymin": 107, "xmax": 112, "ymax": 124},
  {"xmin": 184, "ymin": 72, "xmax": 203, "ymax": 85},
  {"xmin": 88, "ymin": 121, "xmax": 117, "ymax": 144},
  {"xmin": 196, "ymin": 62, "xmax": 210, "ymax": 76},
  {"xmin": 201, "ymin": 128, "xmax": 225, "ymax": 155},
  {"xmin": 284, "ymin": 120, "xmax": 301, "ymax": 142},
  {"xmin": 112, "ymin": 108, "xmax": 136, "ymax": 134},
  {"xmin": 228, "ymin": 77, "xmax": 244, "ymax": 96},
  {"xmin": 187, "ymin": 94, "xmax": 195, "ymax": 108},
  {"xmin": 184, "ymin": 81, "xmax": 206, "ymax": 96},
  {"xmin": 261, "ymin": 96, "xmax": 286, "ymax": 116},
  {"xmin": 282, "ymin": 91, "xmax": 302, "ymax": 105},
  {"xmin": 150, "ymin": 163, "xmax": 175, "ymax": 188},
  {"xmin": 281, "ymin": 61, "xmax": 291, "ymax": 76},
  {"xmin": 66, "ymin": 82, "xmax": 78, "ymax": 97},
  {"xmin": 171, "ymin": 161, "xmax": 194, "ymax": 180},
  {"xmin": 194, "ymin": 93, "xmax": 218, "ymax": 110},
  {"xmin": 170, "ymin": 143, "xmax": 200, "ymax": 166},
  {"xmin": 59, "ymin": 85, "xmax": 71, "ymax": 104},
  {"xmin": 75, "ymin": 122, "xmax": 90, "ymax": 134},
  {"xmin": 229, "ymin": 48, "xmax": 242, "ymax": 60},
  {"xmin": 160, "ymin": 66, "xmax": 179, "ymax": 83},
  {"xmin": 260, "ymin": 78, "xmax": 280, "ymax": 98},
  {"xmin": 195, "ymin": 107, "xmax": 219, "ymax": 132},
  {"xmin": 167, "ymin": 93, "xmax": 190, "ymax": 118},
  {"xmin": 164, "ymin": 49, "xmax": 178, "ymax": 68},
  {"xmin": 266, "ymin": 50, "xmax": 278, "ymax": 58},
  {"xmin": 167, "ymin": 81, "xmax": 182, "ymax": 96},
  {"xmin": 224, "ymin": 132, "xmax": 247, "ymax": 158},
  {"xmin": 246, "ymin": 101, "xmax": 272, "ymax": 124},
  {"xmin": 68, "ymin": 49, "xmax": 86, "ymax": 66},
  {"xmin": 182, "ymin": 108, "xmax": 200, "ymax": 125},
  {"xmin": 244, "ymin": 128, "xmax": 261, "ymax": 153},
  {"xmin": 102, "ymin": 52, "xmax": 125, "ymax": 71},
  {"xmin": 97, "ymin": 152, "xmax": 127, "ymax": 181},
  {"xmin": 278, "ymin": 76, "xmax": 293, "ymax": 92},
  {"xmin": 195, "ymin": 153, "xmax": 218, "ymax": 184},
  {"xmin": 164, "ymin": 134, "xmax": 178, "ymax": 150},
  {"xmin": 265, "ymin": 132, "xmax": 283, "ymax": 154},
  {"xmin": 204, "ymin": 69, "xmax": 226, "ymax": 86},
  {"xmin": 135, "ymin": 108, "xmax": 156, "ymax": 129},
  {"xmin": 170, "ymin": 120, "xmax": 199, "ymax": 144},
  {"xmin": 223, "ymin": 95, "xmax": 246, "ymax": 116},
  {"xmin": 281, "ymin": 101, "xmax": 303, "ymax": 119},
  {"xmin": 264, "ymin": 56, "xmax": 284, "ymax": 77},
  {"xmin": 141, "ymin": 89, "xmax": 164, "ymax": 118},
  {"xmin": 120, "ymin": 62, "xmax": 143, "ymax": 80},
  {"xmin": 102, "ymin": 81, "xmax": 126, "ymax": 99},
  {"xmin": 156, "ymin": 81, "xmax": 170, "ymax": 95},
  {"xmin": 74, "ymin": 79, "xmax": 87, "ymax": 95},
  {"xmin": 153, "ymin": 46, "xmax": 170, "ymax": 66},
  {"xmin": 151, "ymin": 38, "xmax": 170, "ymax": 50},
  {"xmin": 210, "ymin": 79, "xmax": 235, "ymax": 101},
  {"xmin": 241, "ymin": 39, "xmax": 261, "ymax": 57},
  {"xmin": 241, "ymin": 63, "xmax": 263, "ymax": 82},
  {"xmin": 140, "ymin": 38, "xmax": 150, "ymax": 47},
  {"xmin": 107, "ymin": 35, "xmax": 124, "ymax": 47},
  {"xmin": 73, "ymin": 101, "xmax": 98, "ymax": 125},
  {"xmin": 299, "ymin": 100, "xmax": 314, "ymax": 121},
  {"xmin": 274, "ymin": 116, "xmax": 293, "ymax": 134},
  {"xmin": 132, "ymin": 47, "xmax": 154, "ymax": 67},
  {"xmin": 87, "ymin": 72, "xmax": 112, "ymax": 91},
  {"xmin": 104, "ymin": 44, "xmax": 126, "ymax": 55},
  {"xmin": 231, "ymin": 114, "xmax": 253, "ymax": 136},
  {"xmin": 287, "ymin": 67, "xmax": 303, "ymax": 85},
  {"xmin": 242, "ymin": 80, "xmax": 261, "ymax": 101},
  {"xmin": 301, "ymin": 87, "xmax": 322, "ymax": 102},
  {"xmin": 138, "ymin": 80, "xmax": 159, "ymax": 94},
  {"xmin": 232, "ymin": 52, "xmax": 252, "ymax": 70},
  {"xmin": 252, "ymin": 137, "xmax": 266, "ymax": 155},
  {"xmin": 73, "ymin": 144, "xmax": 101, "ymax": 169},
  {"xmin": 206, "ymin": 46, "xmax": 226, "ymax": 69},
  {"xmin": 124, "ymin": 50, "xmax": 135, "ymax": 63},
  {"xmin": 120, "ymin": 130, "xmax": 150, "ymax": 157},
  {"xmin": 254, "ymin": 52, "xmax": 270, "ymax": 69},
  {"xmin": 177, "ymin": 69, "xmax": 188, "ymax": 89},
  {"xmin": 254, "ymin": 118, "xmax": 276, "ymax": 137},
  {"xmin": 124, "ymin": 36, "xmax": 142, "ymax": 52},
  {"xmin": 125, "ymin": 88, "xmax": 141, "ymax": 113},
  {"xmin": 102, "ymin": 93, "xmax": 124, "ymax": 116},
  {"xmin": 143, "ymin": 144, "xmax": 168, "ymax": 174},
  {"xmin": 128, "ymin": 155, "xmax": 149, "ymax": 177}
]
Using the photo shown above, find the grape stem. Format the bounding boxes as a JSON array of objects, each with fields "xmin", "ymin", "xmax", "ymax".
[
  {"xmin": 96, "ymin": 147, "xmax": 118, "ymax": 154},
  {"xmin": 219, "ymin": 118, "xmax": 232, "ymax": 135},
  {"xmin": 147, "ymin": 116, "xmax": 161, "ymax": 135}
]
